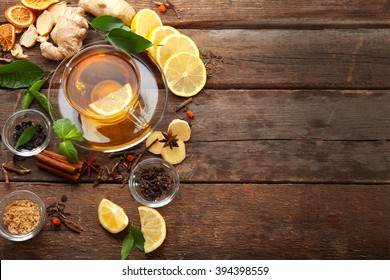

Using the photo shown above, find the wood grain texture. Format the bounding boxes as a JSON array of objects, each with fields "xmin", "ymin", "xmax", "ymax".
[
  {"xmin": 4, "ymin": 28, "xmax": 390, "ymax": 89},
  {"xmin": 0, "ymin": 183, "xmax": 388, "ymax": 260},
  {"xmin": 1, "ymin": 0, "xmax": 389, "ymax": 261},
  {"xmin": 2, "ymin": 1, "xmax": 390, "ymax": 28}
]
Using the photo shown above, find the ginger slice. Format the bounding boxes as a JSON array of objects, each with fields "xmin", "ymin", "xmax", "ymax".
[
  {"xmin": 20, "ymin": 25, "xmax": 38, "ymax": 48},
  {"xmin": 168, "ymin": 119, "xmax": 191, "ymax": 142},
  {"xmin": 146, "ymin": 131, "xmax": 166, "ymax": 155},
  {"xmin": 36, "ymin": 10, "xmax": 54, "ymax": 36},
  {"xmin": 161, "ymin": 139, "xmax": 186, "ymax": 165}
]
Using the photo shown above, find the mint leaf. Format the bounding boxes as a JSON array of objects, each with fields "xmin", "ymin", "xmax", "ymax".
[
  {"xmin": 0, "ymin": 60, "xmax": 44, "ymax": 89},
  {"xmin": 15, "ymin": 125, "xmax": 36, "ymax": 149},
  {"xmin": 130, "ymin": 225, "xmax": 145, "ymax": 252},
  {"xmin": 107, "ymin": 28, "xmax": 153, "ymax": 53},
  {"xmin": 53, "ymin": 118, "xmax": 84, "ymax": 142},
  {"xmin": 121, "ymin": 233, "xmax": 134, "ymax": 260},
  {"xmin": 59, "ymin": 140, "xmax": 79, "ymax": 163},
  {"xmin": 21, "ymin": 79, "xmax": 46, "ymax": 109},
  {"xmin": 30, "ymin": 89, "xmax": 54, "ymax": 116},
  {"xmin": 91, "ymin": 15, "xmax": 126, "ymax": 32}
]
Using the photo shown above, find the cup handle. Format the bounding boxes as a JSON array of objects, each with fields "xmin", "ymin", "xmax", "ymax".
[{"xmin": 127, "ymin": 106, "xmax": 149, "ymax": 130}]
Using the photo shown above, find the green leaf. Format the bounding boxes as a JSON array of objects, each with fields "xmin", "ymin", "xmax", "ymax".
[
  {"xmin": 91, "ymin": 15, "xmax": 126, "ymax": 32},
  {"xmin": 0, "ymin": 60, "xmax": 44, "ymax": 89},
  {"xmin": 121, "ymin": 233, "xmax": 134, "ymax": 260},
  {"xmin": 15, "ymin": 125, "xmax": 36, "ymax": 149},
  {"xmin": 53, "ymin": 118, "xmax": 84, "ymax": 142},
  {"xmin": 107, "ymin": 28, "xmax": 153, "ymax": 53},
  {"xmin": 59, "ymin": 140, "xmax": 79, "ymax": 163},
  {"xmin": 21, "ymin": 79, "xmax": 46, "ymax": 109},
  {"xmin": 30, "ymin": 89, "xmax": 54, "ymax": 116},
  {"xmin": 130, "ymin": 225, "xmax": 145, "ymax": 252}
]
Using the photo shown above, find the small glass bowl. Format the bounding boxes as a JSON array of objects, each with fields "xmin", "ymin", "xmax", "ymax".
[
  {"xmin": 129, "ymin": 158, "xmax": 180, "ymax": 208},
  {"xmin": 0, "ymin": 190, "xmax": 46, "ymax": 242},
  {"xmin": 2, "ymin": 109, "xmax": 51, "ymax": 156}
]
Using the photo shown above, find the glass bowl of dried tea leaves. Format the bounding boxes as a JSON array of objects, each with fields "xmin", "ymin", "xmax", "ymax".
[{"xmin": 2, "ymin": 109, "xmax": 51, "ymax": 157}]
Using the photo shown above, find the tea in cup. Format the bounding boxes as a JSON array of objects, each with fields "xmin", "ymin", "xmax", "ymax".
[{"xmin": 62, "ymin": 44, "xmax": 149, "ymax": 148}]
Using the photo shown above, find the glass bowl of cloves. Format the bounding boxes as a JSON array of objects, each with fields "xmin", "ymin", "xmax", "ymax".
[
  {"xmin": 129, "ymin": 158, "xmax": 180, "ymax": 208},
  {"xmin": 1, "ymin": 109, "xmax": 51, "ymax": 157}
]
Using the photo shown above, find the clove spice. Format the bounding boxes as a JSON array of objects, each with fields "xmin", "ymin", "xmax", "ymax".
[{"xmin": 138, "ymin": 166, "xmax": 173, "ymax": 201}]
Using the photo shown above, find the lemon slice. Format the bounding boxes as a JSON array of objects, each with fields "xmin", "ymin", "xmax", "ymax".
[
  {"xmin": 131, "ymin": 9, "xmax": 162, "ymax": 38},
  {"xmin": 98, "ymin": 198, "xmax": 129, "ymax": 234},
  {"xmin": 155, "ymin": 34, "xmax": 200, "ymax": 68},
  {"xmin": 146, "ymin": 26, "xmax": 180, "ymax": 59},
  {"xmin": 163, "ymin": 51, "xmax": 207, "ymax": 97},
  {"xmin": 138, "ymin": 206, "xmax": 166, "ymax": 253},
  {"xmin": 88, "ymin": 83, "xmax": 132, "ymax": 117}
]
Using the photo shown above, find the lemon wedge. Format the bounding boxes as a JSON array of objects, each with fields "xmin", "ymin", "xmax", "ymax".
[
  {"xmin": 98, "ymin": 198, "xmax": 129, "ymax": 234},
  {"xmin": 155, "ymin": 34, "xmax": 200, "ymax": 68},
  {"xmin": 131, "ymin": 8, "xmax": 162, "ymax": 38},
  {"xmin": 88, "ymin": 83, "xmax": 132, "ymax": 117},
  {"xmin": 138, "ymin": 206, "xmax": 166, "ymax": 253},
  {"xmin": 163, "ymin": 51, "xmax": 207, "ymax": 97}
]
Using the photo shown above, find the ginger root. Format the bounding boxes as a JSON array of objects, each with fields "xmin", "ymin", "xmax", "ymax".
[
  {"xmin": 161, "ymin": 139, "xmax": 186, "ymax": 165},
  {"xmin": 146, "ymin": 131, "xmax": 166, "ymax": 155},
  {"xmin": 47, "ymin": 1, "xmax": 67, "ymax": 24},
  {"xmin": 40, "ymin": 7, "xmax": 88, "ymax": 60},
  {"xmin": 79, "ymin": 0, "xmax": 135, "ymax": 26}
]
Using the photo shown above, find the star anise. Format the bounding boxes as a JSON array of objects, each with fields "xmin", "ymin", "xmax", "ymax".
[
  {"xmin": 159, "ymin": 129, "xmax": 179, "ymax": 149},
  {"xmin": 81, "ymin": 155, "xmax": 101, "ymax": 177}
]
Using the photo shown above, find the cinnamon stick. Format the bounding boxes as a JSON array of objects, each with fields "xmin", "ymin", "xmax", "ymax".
[
  {"xmin": 41, "ymin": 150, "xmax": 83, "ymax": 170},
  {"xmin": 36, "ymin": 162, "xmax": 81, "ymax": 182},
  {"xmin": 35, "ymin": 153, "xmax": 79, "ymax": 175}
]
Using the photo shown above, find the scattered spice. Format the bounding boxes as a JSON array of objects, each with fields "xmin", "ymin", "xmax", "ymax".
[
  {"xmin": 81, "ymin": 155, "xmax": 101, "ymax": 177},
  {"xmin": 61, "ymin": 195, "xmax": 67, "ymax": 203},
  {"xmin": 186, "ymin": 110, "xmax": 194, "ymax": 118},
  {"xmin": 46, "ymin": 202, "xmax": 83, "ymax": 234},
  {"xmin": 138, "ymin": 166, "xmax": 173, "ymax": 201},
  {"xmin": 158, "ymin": 4, "xmax": 167, "ymax": 13},
  {"xmin": 51, "ymin": 217, "xmax": 61, "ymax": 227},
  {"xmin": 1, "ymin": 164, "xmax": 10, "ymax": 186},
  {"xmin": 174, "ymin": 97, "xmax": 193, "ymax": 112},
  {"xmin": 2, "ymin": 162, "xmax": 31, "ymax": 174},
  {"xmin": 3, "ymin": 199, "xmax": 40, "ymax": 234}
]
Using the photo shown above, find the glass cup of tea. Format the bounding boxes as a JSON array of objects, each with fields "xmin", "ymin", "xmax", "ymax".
[{"xmin": 62, "ymin": 44, "xmax": 148, "ymax": 130}]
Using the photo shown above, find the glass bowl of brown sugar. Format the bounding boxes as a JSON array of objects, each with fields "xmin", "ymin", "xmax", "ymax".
[
  {"xmin": 0, "ymin": 190, "xmax": 46, "ymax": 241},
  {"xmin": 129, "ymin": 158, "xmax": 180, "ymax": 208}
]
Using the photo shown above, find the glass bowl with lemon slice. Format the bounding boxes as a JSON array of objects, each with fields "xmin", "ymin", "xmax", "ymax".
[{"xmin": 48, "ymin": 42, "xmax": 168, "ymax": 152}]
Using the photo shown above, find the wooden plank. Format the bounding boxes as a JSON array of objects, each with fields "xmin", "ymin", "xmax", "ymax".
[
  {"xmin": 0, "ymin": 183, "xmax": 388, "ymax": 259},
  {"xmin": 5, "ymin": 28, "xmax": 390, "ymax": 90},
  {"xmin": 3, "ymin": 1, "xmax": 390, "ymax": 28},
  {"xmin": 2, "ymin": 90, "xmax": 390, "ymax": 184},
  {"xmin": 2, "ymin": 139, "xmax": 390, "ymax": 184},
  {"xmin": 2, "ymin": 88, "xmax": 390, "ymax": 142}
]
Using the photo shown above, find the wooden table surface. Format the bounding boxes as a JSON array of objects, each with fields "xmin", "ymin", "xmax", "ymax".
[{"xmin": 1, "ymin": 0, "xmax": 390, "ymax": 260}]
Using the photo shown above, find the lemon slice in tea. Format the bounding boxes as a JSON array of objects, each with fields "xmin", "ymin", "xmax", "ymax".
[{"xmin": 88, "ymin": 83, "xmax": 132, "ymax": 117}]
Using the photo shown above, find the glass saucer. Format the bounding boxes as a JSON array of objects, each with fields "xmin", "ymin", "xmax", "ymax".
[{"xmin": 48, "ymin": 42, "xmax": 168, "ymax": 152}]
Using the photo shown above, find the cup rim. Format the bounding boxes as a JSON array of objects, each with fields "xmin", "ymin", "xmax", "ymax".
[
  {"xmin": 61, "ymin": 44, "xmax": 141, "ymax": 121},
  {"xmin": 128, "ymin": 158, "xmax": 180, "ymax": 208},
  {"xmin": 1, "ymin": 109, "xmax": 51, "ymax": 157},
  {"xmin": 0, "ymin": 190, "xmax": 46, "ymax": 241}
]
